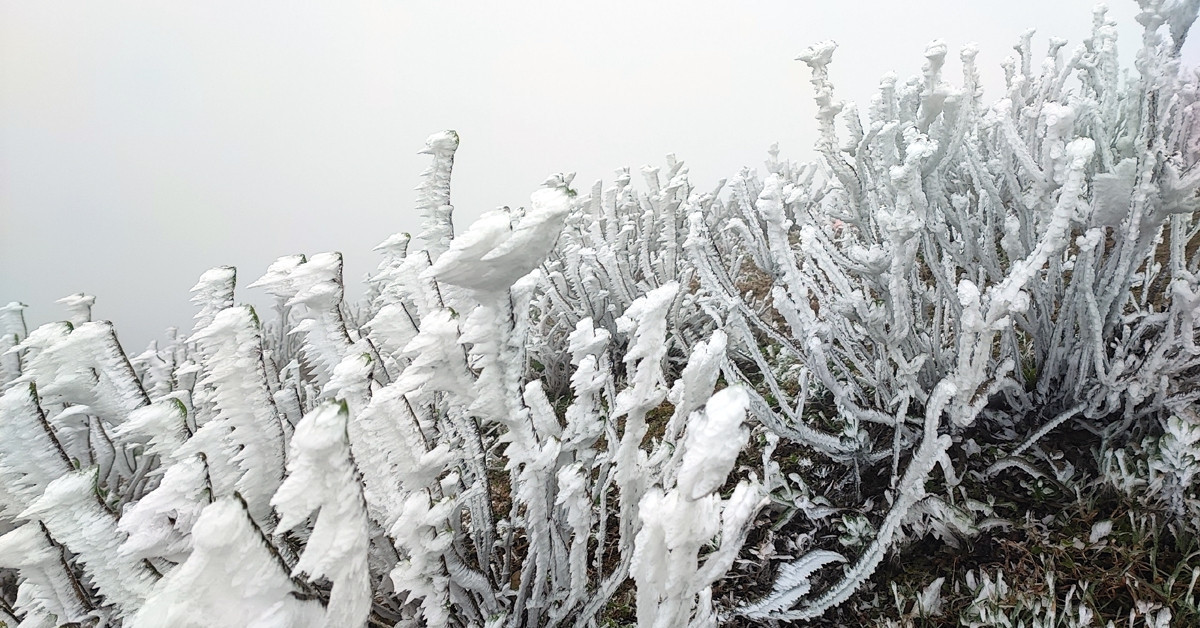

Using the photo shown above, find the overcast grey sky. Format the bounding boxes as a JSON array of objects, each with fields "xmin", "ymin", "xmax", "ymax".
[{"xmin": 1, "ymin": 1, "xmax": 1195, "ymax": 350}]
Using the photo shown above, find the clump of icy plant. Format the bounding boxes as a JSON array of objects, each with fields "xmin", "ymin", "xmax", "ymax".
[{"xmin": 1, "ymin": 1, "xmax": 1200, "ymax": 626}]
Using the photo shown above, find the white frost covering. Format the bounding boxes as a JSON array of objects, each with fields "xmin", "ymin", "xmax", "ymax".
[
  {"xmin": 0, "ymin": 7, "xmax": 1195, "ymax": 623},
  {"xmin": 394, "ymin": 308, "xmax": 474, "ymax": 397},
  {"xmin": 117, "ymin": 455, "xmax": 209, "ymax": 563},
  {"xmin": 271, "ymin": 400, "xmax": 371, "ymax": 628},
  {"xmin": 676, "ymin": 386, "xmax": 751, "ymax": 501},
  {"xmin": 388, "ymin": 491, "xmax": 455, "ymax": 628},
  {"xmin": 189, "ymin": 266, "xmax": 236, "ymax": 334},
  {"xmin": 351, "ymin": 378, "xmax": 453, "ymax": 531},
  {"xmin": 429, "ymin": 183, "xmax": 573, "ymax": 293},
  {"xmin": 16, "ymin": 321, "xmax": 147, "ymax": 427},
  {"xmin": 249, "ymin": 253, "xmax": 354, "ymax": 387},
  {"xmin": 114, "ymin": 380, "xmax": 224, "ymax": 564},
  {"xmin": 739, "ymin": 550, "xmax": 847, "ymax": 618},
  {"xmin": 561, "ymin": 317, "xmax": 610, "ymax": 450},
  {"xmin": 612, "ymin": 282, "xmax": 680, "ymax": 557},
  {"xmin": 115, "ymin": 399, "xmax": 208, "ymax": 564},
  {"xmin": 0, "ymin": 384, "xmax": 71, "ymax": 520},
  {"xmin": 1090, "ymin": 158, "xmax": 1138, "ymax": 227},
  {"xmin": 20, "ymin": 470, "xmax": 157, "ymax": 617},
  {"xmin": 614, "ymin": 282, "xmax": 679, "ymax": 417},
  {"xmin": 667, "ymin": 330, "xmax": 728, "ymax": 422},
  {"xmin": 365, "ymin": 300, "xmax": 418, "ymax": 364},
  {"xmin": 0, "ymin": 523, "xmax": 91, "ymax": 627},
  {"xmin": 55, "ymin": 293, "xmax": 94, "ymax": 327},
  {"xmin": 632, "ymin": 387, "xmax": 763, "ymax": 628},
  {"xmin": 416, "ymin": 130, "xmax": 460, "ymax": 259},
  {"xmin": 632, "ymin": 486, "xmax": 719, "ymax": 627},
  {"xmin": 113, "ymin": 398, "xmax": 190, "ymax": 462},
  {"xmin": 131, "ymin": 497, "xmax": 323, "ymax": 628},
  {"xmin": 191, "ymin": 306, "xmax": 285, "ymax": 524},
  {"xmin": 0, "ymin": 301, "xmax": 27, "ymax": 385}
]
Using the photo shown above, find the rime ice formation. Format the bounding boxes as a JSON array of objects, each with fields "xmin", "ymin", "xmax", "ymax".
[{"xmin": 2, "ymin": 3, "xmax": 1200, "ymax": 625}]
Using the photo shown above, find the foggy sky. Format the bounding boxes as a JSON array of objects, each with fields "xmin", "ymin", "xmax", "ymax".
[{"xmin": 1, "ymin": 1, "xmax": 1194, "ymax": 350}]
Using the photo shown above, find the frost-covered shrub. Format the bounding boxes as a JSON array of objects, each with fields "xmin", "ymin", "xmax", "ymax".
[{"xmin": 1, "ymin": 1, "xmax": 1199, "ymax": 626}]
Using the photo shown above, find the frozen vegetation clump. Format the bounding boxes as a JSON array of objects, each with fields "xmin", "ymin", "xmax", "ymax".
[{"xmin": 3, "ymin": 1, "xmax": 1200, "ymax": 625}]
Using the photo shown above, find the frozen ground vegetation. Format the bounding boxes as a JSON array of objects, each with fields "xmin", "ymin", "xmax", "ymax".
[{"xmin": 3, "ymin": 1, "xmax": 1200, "ymax": 626}]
